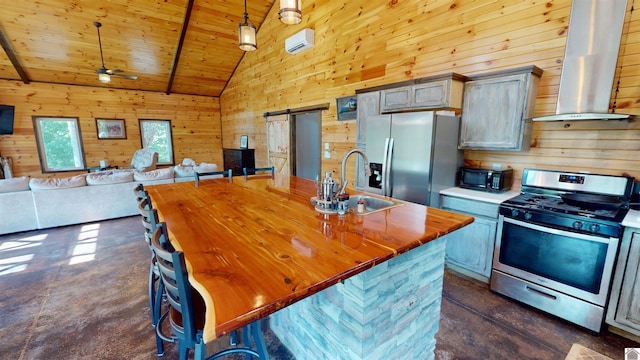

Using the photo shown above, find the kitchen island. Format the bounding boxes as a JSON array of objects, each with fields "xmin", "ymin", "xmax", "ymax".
[{"xmin": 145, "ymin": 174, "xmax": 473, "ymax": 359}]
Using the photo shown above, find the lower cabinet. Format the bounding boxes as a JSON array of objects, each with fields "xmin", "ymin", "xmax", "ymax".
[
  {"xmin": 223, "ymin": 148, "xmax": 255, "ymax": 176},
  {"xmin": 440, "ymin": 194, "xmax": 499, "ymax": 283},
  {"xmin": 606, "ymin": 227, "xmax": 640, "ymax": 337}
]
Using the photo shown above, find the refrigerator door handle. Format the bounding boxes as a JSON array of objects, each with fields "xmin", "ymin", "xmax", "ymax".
[
  {"xmin": 385, "ymin": 138, "xmax": 394, "ymax": 197},
  {"xmin": 382, "ymin": 137, "xmax": 390, "ymax": 196}
]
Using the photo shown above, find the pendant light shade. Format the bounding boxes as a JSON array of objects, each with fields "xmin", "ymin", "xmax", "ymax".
[
  {"xmin": 97, "ymin": 68, "xmax": 111, "ymax": 83},
  {"xmin": 239, "ymin": 0, "xmax": 257, "ymax": 51},
  {"xmin": 279, "ymin": 0, "xmax": 302, "ymax": 25},
  {"xmin": 238, "ymin": 23, "xmax": 257, "ymax": 51},
  {"xmin": 98, "ymin": 73, "xmax": 111, "ymax": 83}
]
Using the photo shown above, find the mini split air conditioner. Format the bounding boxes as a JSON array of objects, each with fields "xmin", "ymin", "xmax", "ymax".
[{"xmin": 285, "ymin": 28, "xmax": 314, "ymax": 54}]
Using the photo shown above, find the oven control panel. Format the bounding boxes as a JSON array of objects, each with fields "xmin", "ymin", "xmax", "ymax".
[{"xmin": 559, "ymin": 174, "xmax": 585, "ymax": 184}]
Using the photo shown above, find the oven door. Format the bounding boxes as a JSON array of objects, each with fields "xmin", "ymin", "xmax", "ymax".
[{"xmin": 493, "ymin": 215, "xmax": 619, "ymax": 306}]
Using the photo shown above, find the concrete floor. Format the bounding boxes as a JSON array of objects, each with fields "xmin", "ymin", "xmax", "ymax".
[{"xmin": 0, "ymin": 216, "xmax": 637, "ymax": 359}]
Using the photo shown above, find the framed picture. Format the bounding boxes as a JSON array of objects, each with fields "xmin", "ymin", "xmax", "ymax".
[
  {"xmin": 96, "ymin": 119, "xmax": 126, "ymax": 139},
  {"xmin": 240, "ymin": 135, "xmax": 248, "ymax": 149},
  {"xmin": 336, "ymin": 96, "xmax": 357, "ymax": 121}
]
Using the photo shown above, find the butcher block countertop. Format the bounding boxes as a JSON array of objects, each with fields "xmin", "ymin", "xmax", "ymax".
[{"xmin": 145, "ymin": 174, "xmax": 474, "ymax": 343}]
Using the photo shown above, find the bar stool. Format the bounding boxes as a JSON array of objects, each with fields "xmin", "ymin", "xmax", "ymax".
[
  {"xmin": 194, "ymin": 169, "xmax": 233, "ymax": 187},
  {"xmin": 242, "ymin": 166, "xmax": 274, "ymax": 176},
  {"xmin": 151, "ymin": 223, "xmax": 269, "ymax": 360},
  {"xmin": 136, "ymin": 197, "xmax": 166, "ymax": 356}
]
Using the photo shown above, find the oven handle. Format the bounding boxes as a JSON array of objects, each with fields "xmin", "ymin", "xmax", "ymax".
[
  {"xmin": 501, "ymin": 216, "xmax": 615, "ymax": 244},
  {"xmin": 526, "ymin": 285, "xmax": 557, "ymax": 300}
]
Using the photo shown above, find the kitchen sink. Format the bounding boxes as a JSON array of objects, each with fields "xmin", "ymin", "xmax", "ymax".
[{"xmin": 348, "ymin": 195, "xmax": 403, "ymax": 215}]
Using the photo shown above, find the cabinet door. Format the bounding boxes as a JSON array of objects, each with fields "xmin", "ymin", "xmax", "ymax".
[
  {"xmin": 380, "ymin": 86, "xmax": 412, "ymax": 113},
  {"xmin": 223, "ymin": 149, "xmax": 255, "ymax": 176},
  {"xmin": 412, "ymin": 80, "xmax": 449, "ymax": 108},
  {"xmin": 441, "ymin": 194, "xmax": 499, "ymax": 282},
  {"xmin": 458, "ymin": 73, "xmax": 529, "ymax": 151},
  {"xmin": 356, "ymin": 92, "xmax": 380, "ymax": 144},
  {"xmin": 444, "ymin": 216, "xmax": 497, "ymax": 281},
  {"xmin": 610, "ymin": 231, "xmax": 640, "ymax": 335},
  {"xmin": 223, "ymin": 149, "xmax": 240, "ymax": 175}
]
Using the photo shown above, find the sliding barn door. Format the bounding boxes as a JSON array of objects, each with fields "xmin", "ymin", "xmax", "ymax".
[{"xmin": 266, "ymin": 114, "xmax": 290, "ymax": 175}]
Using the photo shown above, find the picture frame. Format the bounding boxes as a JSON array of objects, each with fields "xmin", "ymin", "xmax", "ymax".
[
  {"xmin": 96, "ymin": 118, "xmax": 126, "ymax": 139},
  {"xmin": 336, "ymin": 95, "xmax": 357, "ymax": 121},
  {"xmin": 240, "ymin": 135, "xmax": 248, "ymax": 149}
]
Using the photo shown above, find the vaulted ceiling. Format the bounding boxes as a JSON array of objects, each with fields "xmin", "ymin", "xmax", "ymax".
[{"xmin": 0, "ymin": 0, "xmax": 276, "ymax": 97}]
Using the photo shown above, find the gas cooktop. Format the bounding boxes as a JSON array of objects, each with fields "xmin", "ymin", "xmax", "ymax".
[{"xmin": 503, "ymin": 193, "xmax": 628, "ymax": 223}]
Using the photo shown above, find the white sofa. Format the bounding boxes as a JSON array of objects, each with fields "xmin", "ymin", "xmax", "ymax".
[{"xmin": 0, "ymin": 162, "xmax": 221, "ymax": 235}]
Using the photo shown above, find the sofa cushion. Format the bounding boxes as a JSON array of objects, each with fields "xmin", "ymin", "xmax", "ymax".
[
  {"xmin": 133, "ymin": 167, "xmax": 174, "ymax": 181},
  {"xmin": 195, "ymin": 162, "xmax": 218, "ymax": 173},
  {"xmin": 174, "ymin": 164, "xmax": 195, "ymax": 178},
  {"xmin": 29, "ymin": 175, "xmax": 87, "ymax": 190},
  {"xmin": 0, "ymin": 176, "xmax": 31, "ymax": 193},
  {"xmin": 86, "ymin": 171, "xmax": 134, "ymax": 185}
]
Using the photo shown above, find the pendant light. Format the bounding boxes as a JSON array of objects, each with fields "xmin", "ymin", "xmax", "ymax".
[
  {"xmin": 238, "ymin": 0, "xmax": 257, "ymax": 51},
  {"xmin": 97, "ymin": 69, "xmax": 111, "ymax": 83},
  {"xmin": 279, "ymin": 0, "xmax": 302, "ymax": 25}
]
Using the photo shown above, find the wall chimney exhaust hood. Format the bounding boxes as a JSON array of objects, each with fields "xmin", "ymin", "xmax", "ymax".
[{"xmin": 532, "ymin": 0, "xmax": 632, "ymax": 121}]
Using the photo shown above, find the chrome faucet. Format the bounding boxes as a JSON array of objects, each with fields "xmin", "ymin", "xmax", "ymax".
[{"xmin": 339, "ymin": 149, "xmax": 371, "ymax": 195}]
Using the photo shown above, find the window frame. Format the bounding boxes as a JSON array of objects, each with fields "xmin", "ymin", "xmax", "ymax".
[
  {"xmin": 138, "ymin": 119, "xmax": 175, "ymax": 166},
  {"xmin": 32, "ymin": 116, "xmax": 86, "ymax": 173}
]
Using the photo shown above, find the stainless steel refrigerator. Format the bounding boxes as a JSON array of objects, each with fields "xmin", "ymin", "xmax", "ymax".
[{"xmin": 364, "ymin": 112, "xmax": 462, "ymax": 207}]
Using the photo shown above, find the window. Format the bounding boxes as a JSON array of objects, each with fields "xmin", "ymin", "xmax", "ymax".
[
  {"xmin": 32, "ymin": 116, "xmax": 86, "ymax": 172},
  {"xmin": 139, "ymin": 119, "xmax": 174, "ymax": 165}
]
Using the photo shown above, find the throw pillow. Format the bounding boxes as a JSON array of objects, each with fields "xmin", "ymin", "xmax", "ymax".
[
  {"xmin": 195, "ymin": 162, "xmax": 218, "ymax": 173},
  {"xmin": 174, "ymin": 164, "xmax": 195, "ymax": 178}
]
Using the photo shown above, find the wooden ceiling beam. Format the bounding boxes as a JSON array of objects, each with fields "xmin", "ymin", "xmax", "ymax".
[
  {"xmin": 0, "ymin": 29, "xmax": 30, "ymax": 84},
  {"xmin": 166, "ymin": 0, "xmax": 195, "ymax": 95}
]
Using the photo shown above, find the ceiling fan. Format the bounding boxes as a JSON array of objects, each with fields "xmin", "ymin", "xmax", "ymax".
[{"xmin": 93, "ymin": 21, "xmax": 138, "ymax": 83}]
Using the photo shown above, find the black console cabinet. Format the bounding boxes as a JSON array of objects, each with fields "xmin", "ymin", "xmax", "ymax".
[{"xmin": 223, "ymin": 148, "xmax": 255, "ymax": 176}]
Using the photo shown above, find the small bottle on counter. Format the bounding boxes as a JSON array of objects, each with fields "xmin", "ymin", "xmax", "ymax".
[
  {"xmin": 357, "ymin": 199, "xmax": 365, "ymax": 213},
  {"xmin": 337, "ymin": 193, "xmax": 350, "ymax": 215}
]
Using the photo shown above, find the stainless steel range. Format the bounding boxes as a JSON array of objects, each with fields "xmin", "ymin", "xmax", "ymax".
[{"xmin": 491, "ymin": 168, "xmax": 634, "ymax": 332}]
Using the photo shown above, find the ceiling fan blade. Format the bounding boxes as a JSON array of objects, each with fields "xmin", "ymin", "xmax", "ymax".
[
  {"xmin": 106, "ymin": 69, "xmax": 124, "ymax": 74},
  {"xmin": 111, "ymin": 73, "xmax": 138, "ymax": 80}
]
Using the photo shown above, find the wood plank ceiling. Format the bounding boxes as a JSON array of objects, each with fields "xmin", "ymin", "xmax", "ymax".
[{"xmin": 0, "ymin": 0, "xmax": 275, "ymax": 97}]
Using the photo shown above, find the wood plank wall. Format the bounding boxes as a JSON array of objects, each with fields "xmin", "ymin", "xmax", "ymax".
[
  {"xmin": 1, "ymin": 0, "xmax": 638, "ymax": 189},
  {"xmin": 221, "ymin": 0, "xmax": 640, "ymax": 191},
  {"xmin": 0, "ymin": 81, "xmax": 222, "ymax": 178}
]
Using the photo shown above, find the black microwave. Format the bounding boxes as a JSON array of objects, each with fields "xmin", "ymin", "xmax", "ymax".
[{"xmin": 458, "ymin": 167, "xmax": 513, "ymax": 192}]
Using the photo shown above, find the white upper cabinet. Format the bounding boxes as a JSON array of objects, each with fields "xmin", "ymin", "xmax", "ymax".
[
  {"xmin": 458, "ymin": 66, "xmax": 542, "ymax": 151},
  {"xmin": 379, "ymin": 73, "xmax": 467, "ymax": 113},
  {"xmin": 355, "ymin": 91, "xmax": 381, "ymax": 144}
]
